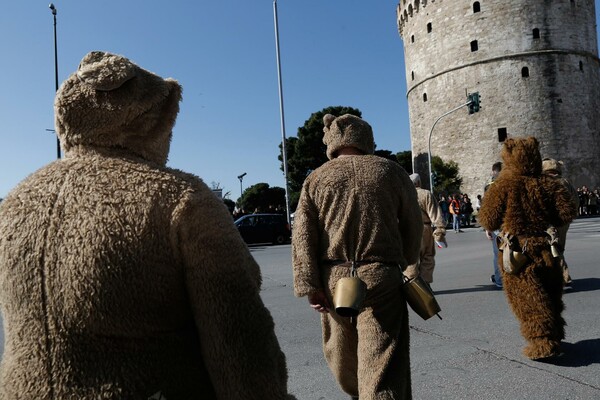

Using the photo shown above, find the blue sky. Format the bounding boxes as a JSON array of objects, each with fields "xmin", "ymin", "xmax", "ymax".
[{"xmin": 1, "ymin": 1, "xmax": 599, "ymax": 200}]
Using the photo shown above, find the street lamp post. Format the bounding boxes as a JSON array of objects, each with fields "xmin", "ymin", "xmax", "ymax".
[
  {"xmin": 237, "ymin": 173, "xmax": 247, "ymax": 199},
  {"xmin": 426, "ymin": 97, "xmax": 475, "ymax": 193},
  {"xmin": 49, "ymin": 3, "xmax": 61, "ymax": 159}
]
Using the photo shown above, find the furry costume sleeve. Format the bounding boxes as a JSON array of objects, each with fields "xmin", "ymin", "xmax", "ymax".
[
  {"xmin": 477, "ymin": 180, "xmax": 507, "ymax": 233},
  {"xmin": 423, "ymin": 189, "xmax": 446, "ymax": 241},
  {"xmin": 173, "ymin": 188, "xmax": 291, "ymax": 399},
  {"xmin": 292, "ymin": 182, "xmax": 322, "ymax": 297},
  {"xmin": 398, "ymin": 174, "xmax": 424, "ymax": 266}
]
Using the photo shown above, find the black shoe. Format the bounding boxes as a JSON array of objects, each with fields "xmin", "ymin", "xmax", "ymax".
[{"xmin": 490, "ymin": 275, "xmax": 503, "ymax": 288}]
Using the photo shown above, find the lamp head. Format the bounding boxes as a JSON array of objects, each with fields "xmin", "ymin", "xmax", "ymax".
[
  {"xmin": 237, "ymin": 173, "xmax": 247, "ymax": 180},
  {"xmin": 49, "ymin": 3, "xmax": 57, "ymax": 15}
]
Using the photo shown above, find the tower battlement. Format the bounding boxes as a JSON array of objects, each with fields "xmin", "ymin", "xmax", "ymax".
[{"xmin": 397, "ymin": 0, "xmax": 435, "ymax": 37}]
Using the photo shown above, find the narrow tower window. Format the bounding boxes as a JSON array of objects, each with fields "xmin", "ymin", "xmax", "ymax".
[
  {"xmin": 473, "ymin": 2, "xmax": 481, "ymax": 13},
  {"xmin": 411, "ymin": 34, "xmax": 415, "ymax": 43},
  {"xmin": 423, "ymin": 93, "xmax": 428, "ymax": 102},
  {"xmin": 427, "ymin": 22, "xmax": 432, "ymax": 33},
  {"xmin": 411, "ymin": 71, "xmax": 415, "ymax": 80},
  {"xmin": 498, "ymin": 128, "xmax": 507, "ymax": 143},
  {"xmin": 521, "ymin": 67, "xmax": 530, "ymax": 78},
  {"xmin": 532, "ymin": 28, "xmax": 540, "ymax": 39},
  {"xmin": 579, "ymin": 61, "xmax": 584, "ymax": 71},
  {"xmin": 470, "ymin": 40, "xmax": 479, "ymax": 52}
]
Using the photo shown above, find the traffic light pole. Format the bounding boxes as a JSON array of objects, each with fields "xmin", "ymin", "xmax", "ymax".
[{"xmin": 427, "ymin": 98, "xmax": 475, "ymax": 193}]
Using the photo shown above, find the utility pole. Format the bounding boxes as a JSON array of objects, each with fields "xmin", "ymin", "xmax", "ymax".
[
  {"xmin": 273, "ymin": 0, "xmax": 292, "ymax": 225},
  {"xmin": 49, "ymin": 3, "xmax": 61, "ymax": 159}
]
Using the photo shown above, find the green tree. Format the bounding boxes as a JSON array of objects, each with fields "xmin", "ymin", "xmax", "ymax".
[
  {"xmin": 238, "ymin": 183, "xmax": 286, "ymax": 214},
  {"xmin": 279, "ymin": 106, "xmax": 362, "ymax": 208},
  {"xmin": 223, "ymin": 198, "xmax": 236, "ymax": 215},
  {"xmin": 432, "ymin": 156, "xmax": 462, "ymax": 195},
  {"xmin": 395, "ymin": 150, "xmax": 413, "ymax": 174},
  {"xmin": 374, "ymin": 149, "xmax": 399, "ymax": 164}
]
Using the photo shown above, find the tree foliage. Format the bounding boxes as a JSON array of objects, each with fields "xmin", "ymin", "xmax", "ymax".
[
  {"xmin": 395, "ymin": 151, "xmax": 413, "ymax": 174},
  {"xmin": 223, "ymin": 198, "xmax": 236, "ymax": 214},
  {"xmin": 238, "ymin": 183, "xmax": 286, "ymax": 213},
  {"xmin": 374, "ymin": 149, "xmax": 399, "ymax": 164},
  {"xmin": 432, "ymin": 155, "xmax": 462, "ymax": 195}
]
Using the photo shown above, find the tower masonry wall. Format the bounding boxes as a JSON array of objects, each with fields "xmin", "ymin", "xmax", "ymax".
[{"xmin": 397, "ymin": 0, "xmax": 600, "ymax": 197}]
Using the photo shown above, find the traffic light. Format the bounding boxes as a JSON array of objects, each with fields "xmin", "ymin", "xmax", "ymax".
[
  {"xmin": 467, "ymin": 92, "xmax": 481, "ymax": 114},
  {"xmin": 431, "ymin": 171, "xmax": 438, "ymax": 188}
]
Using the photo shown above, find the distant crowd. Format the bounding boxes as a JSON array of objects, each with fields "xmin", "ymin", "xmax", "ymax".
[
  {"xmin": 577, "ymin": 186, "xmax": 599, "ymax": 216},
  {"xmin": 434, "ymin": 184, "xmax": 599, "ymax": 230},
  {"xmin": 437, "ymin": 193, "xmax": 477, "ymax": 229}
]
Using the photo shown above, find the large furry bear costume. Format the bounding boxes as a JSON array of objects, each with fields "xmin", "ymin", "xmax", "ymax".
[
  {"xmin": 478, "ymin": 137, "xmax": 577, "ymax": 360},
  {"xmin": 292, "ymin": 113, "xmax": 423, "ymax": 399},
  {"xmin": 0, "ymin": 51, "xmax": 292, "ymax": 399}
]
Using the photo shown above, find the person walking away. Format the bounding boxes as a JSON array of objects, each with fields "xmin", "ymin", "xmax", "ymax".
[
  {"xmin": 542, "ymin": 158, "xmax": 579, "ymax": 286},
  {"xmin": 479, "ymin": 137, "xmax": 577, "ymax": 360},
  {"xmin": 484, "ymin": 162, "xmax": 503, "ymax": 288},
  {"xmin": 292, "ymin": 114, "xmax": 423, "ymax": 399},
  {"xmin": 404, "ymin": 173, "xmax": 447, "ymax": 284}
]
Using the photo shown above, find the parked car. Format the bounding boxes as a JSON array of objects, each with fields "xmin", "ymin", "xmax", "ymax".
[{"xmin": 234, "ymin": 213, "xmax": 291, "ymax": 245}]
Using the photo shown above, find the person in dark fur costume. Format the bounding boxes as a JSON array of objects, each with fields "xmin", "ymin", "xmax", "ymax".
[{"xmin": 478, "ymin": 137, "xmax": 577, "ymax": 360}]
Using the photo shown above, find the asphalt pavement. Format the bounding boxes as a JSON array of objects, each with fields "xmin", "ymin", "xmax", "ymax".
[
  {"xmin": 253, "ymin": 217, "xmax": 600, "ymax": 400},
  {"xmin": 0, "ymin": 218, "xmax": 597, "ymax": 399}
]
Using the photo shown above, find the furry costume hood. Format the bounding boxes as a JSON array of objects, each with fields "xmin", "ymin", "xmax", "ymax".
[
  {"xmin": 322, "ymin": 114, "xmax": 374, "ymax": 160},
  {"xmin": 501, "ymin": 137, "xmax": 542, "ymax": 177},
  {"xmin": 54, "ymin": 51, "xmax": 182, "ymax": 166}
]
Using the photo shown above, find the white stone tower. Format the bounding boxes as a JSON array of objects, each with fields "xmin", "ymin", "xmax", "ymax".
[{"xmin": 397, "ymin": 0, "xmax": 600, "ymax": 196}]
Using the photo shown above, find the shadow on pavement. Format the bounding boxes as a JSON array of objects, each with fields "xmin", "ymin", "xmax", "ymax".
[
  {"xmin": 433, "ymin": 285, "xmax": 501, "ymax": 296},
  {"xmin": 541, "ymin": 339, "xmax": 600, "ymax": 367},
  {"xmin": 565, "ymin": 278, "xmax": 600, "ymax": 293}
]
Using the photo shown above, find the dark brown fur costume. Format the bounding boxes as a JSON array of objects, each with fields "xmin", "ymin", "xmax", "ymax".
[{"xmin": 478, "ymin": 137, "xmax": 577, "ymax": 359}]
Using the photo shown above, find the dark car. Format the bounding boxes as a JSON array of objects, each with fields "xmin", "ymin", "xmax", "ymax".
[{"xmin": 234, "ymin": 213, "xmax": 291, "ymax": 245}]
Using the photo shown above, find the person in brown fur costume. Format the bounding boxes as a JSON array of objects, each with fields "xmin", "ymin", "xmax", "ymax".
[
  {"xmin": 478, "ymin": 137, "xmax": 577, "ymax": 360},
  {"xmin": 0, "ymin": 51, "xmax": 293, "ymax": 399},
  {"xmin": 542, "ymin": 158, "xmax": 579, "ymax": 285},
  {"xmin": 292, "ymin": 113, "xmax": 423, "ymax": 399}
]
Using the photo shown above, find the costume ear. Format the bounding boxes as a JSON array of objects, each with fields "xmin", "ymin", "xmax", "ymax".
[
  {"xmin": 525, "ymin": 136, "xmax": 539, "ymax": 150},
  {"xmin": 76, "ymin": 51, "xmax": 137, "ymax": 91},
  {"xmin": 323, "ymin": 114, "xmax": 336, "ymax": 130},
  {"xmin": 503, "ymin": 138, "xmax": 515, "ymax": 153}
]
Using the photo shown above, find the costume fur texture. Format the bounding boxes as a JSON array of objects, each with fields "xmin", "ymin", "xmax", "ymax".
[
  {"xmin": 478, "ymin": 137, "xmax": 577, "ymax": 360},
  {"xmin": 292, "ymin": 114, "xmax": 423, "ymax": 399},
  {"xmin": 0, "ymin": 51, "xmax": 291, "ymax": 399}
]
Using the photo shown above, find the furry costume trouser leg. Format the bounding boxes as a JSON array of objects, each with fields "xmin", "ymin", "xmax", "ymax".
[
  {"xmin": 404, "ymin": 225, "xmax": 435, "ymax": 283},
  {"xmin": 500, "ymin": 250, "xmax": 565, "ymax": 360},
  {"xmin": 322, "ymin": 265, "xmax": 412, "ymax": 400}
]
